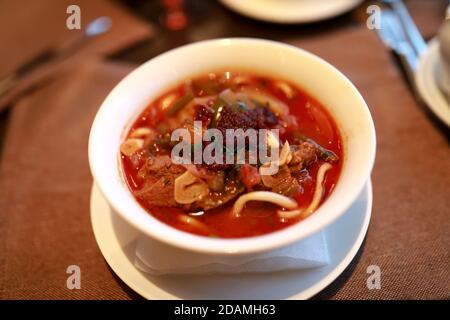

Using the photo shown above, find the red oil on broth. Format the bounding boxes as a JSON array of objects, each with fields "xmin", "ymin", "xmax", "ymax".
[{"xmin": 121, "ymin": 71, "xmax": 343, "ymax": 238}]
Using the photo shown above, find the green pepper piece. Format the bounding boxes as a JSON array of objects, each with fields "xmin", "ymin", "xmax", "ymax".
[{"xmin": 166, "ymin": 92, "xmax": 194, "ymax": 117}]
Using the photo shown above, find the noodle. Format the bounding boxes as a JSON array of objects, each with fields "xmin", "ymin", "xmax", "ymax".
[
  {"xmin": 232, "ymin": 191, "xmax": 297, "ymax": 218},
  {"xmin": 278, "ymin": 163, "xmax": 332, "ymax": 219},
  {"xmin": 178, "ymin": 214, "xmax": 211, "ymax": 233}
]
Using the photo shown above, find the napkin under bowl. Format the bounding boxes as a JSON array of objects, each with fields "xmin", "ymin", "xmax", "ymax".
[{"xmin": 135, "ymin": 230, "xmax": 330, "ymax": 275}]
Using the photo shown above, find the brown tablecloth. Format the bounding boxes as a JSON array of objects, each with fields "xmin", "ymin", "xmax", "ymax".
[
  {"xmin": 0, "ymin": 1, "xmax": 449, "ymax": 300},
  {"xmin": 0, "ymin": 0, "xmax": 152, "ymax": 77},
  {"xmin": 0, "ymin": 0, "xmax": 153, "ymax": 110},
  {"xmin": 0, "ymin": 60, "xmax": 141, "ymax": 299},
  {"xmin": 292, "ymin": 28, "xmax": 450, "ymax": 300}
]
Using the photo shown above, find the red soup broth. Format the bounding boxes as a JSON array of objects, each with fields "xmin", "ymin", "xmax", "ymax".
[{"xmin": 121, "ymin": 71, "xmax": 343, "ymax": 238}]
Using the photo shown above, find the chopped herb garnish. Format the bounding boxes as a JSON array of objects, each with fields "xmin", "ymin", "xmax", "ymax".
[{"xmin": 166, "ymin": 92, "xmax": 194, "ymax": 117}]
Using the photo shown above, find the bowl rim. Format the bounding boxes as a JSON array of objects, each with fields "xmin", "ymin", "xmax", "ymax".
[
  {"xmin": 89, "ymin": 38, "xmax": 376, "ymax": 255},
  {"xmin": 218, "ymin": 0, "xmax": 364, "ymax": 24}
]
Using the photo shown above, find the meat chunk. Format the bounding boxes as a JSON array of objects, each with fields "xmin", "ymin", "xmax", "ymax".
[
  {"xmin": 145, "ymin": 155, "xmax": 176, "ymax": 173},
  {"xmin": 134, "ymin": 155, "xmax": 185, "ymax": 207},
  {"xmin": 183, "ymin": 164, "xmax": 225, "ymax": 192},
  {"xmin": 261, "ymin": 166, "xmax": 302, "ymax": 197},
  {"xmin": 289, "ymin": 142, "xmax": 318, "ymax": 171},
  {"xmin": 135, "ymin": 176, "xmax": 179, "ymax": 207},
  {"xmin": 134, "ymin": 155, "xmax": 243, "ymax": 211},
  {"xmin": 259, "ymin": 139, "xmax": 337, "ymax": 198},
  {"xmin": 191, "ymin": 176, "xmax": 245, "ymax": 211},
  {"xmin": 239, "ymin": 164, "xmax": 261, "ymax": 190},
  {"xmin": 251, "ymin": 105, "xmax": 279, "ymax": 128},
  {"xmin": 174, "ymin": 171, "xmax": 210, "ymax": 205}
]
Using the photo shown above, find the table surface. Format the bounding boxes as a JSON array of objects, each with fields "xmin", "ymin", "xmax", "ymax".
[
  {"xmin": 1, "ymin": 0, "xmax": 448, "ymax": 152},
  {"xmin": 0, "ymin": 0, "xmax": 449, "ymax": 300}
]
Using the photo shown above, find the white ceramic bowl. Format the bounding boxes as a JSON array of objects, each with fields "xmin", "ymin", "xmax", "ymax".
[
  {"xmin": 219, "ymin": 0, "xmax": 364, "ymax": 24},
  {"xmin": 89, "ymin": 38, "xmax": 376, "ymax": 256}
]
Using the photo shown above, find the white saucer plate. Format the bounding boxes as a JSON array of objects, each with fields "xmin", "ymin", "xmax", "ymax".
[
  {"xmin": 90, "ymin": 180, "xmax": 372, "ymax": 299},
  {"xmin": 219, "ymin": 0, "xmax": 364, "ymax": 24},
  {"xmin": 416, "ymin": 38, "xmax": 450, "ymax": 127}
]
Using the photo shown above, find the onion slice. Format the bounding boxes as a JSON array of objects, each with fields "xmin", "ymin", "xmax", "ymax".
[
  {"xmin": 239, "ymin": 88, "xmax": 289, "ymax": 115},
  {"xmin": 120, "ymin": 138, "xmax": 144, "ymax": 157},
  {"xmin": 130, "ymin": 127, "xmax": 153, "ymax": 138},
  {"xmin": 174, "ymin": 171, "xmax": 209, "ymax": 204},
  {"xmin": 232, "ymin": 191, "xmax": 297, "ymax": 218}
]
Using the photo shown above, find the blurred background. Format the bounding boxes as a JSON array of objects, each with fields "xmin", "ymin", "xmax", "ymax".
[{"xmin": 0, "ymin": 0, "xmax": 449, "ymax": 300}]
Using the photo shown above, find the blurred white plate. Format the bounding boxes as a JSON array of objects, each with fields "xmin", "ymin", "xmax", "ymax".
[
  {"xmin": 416, "ymin": 38, "xmax": 450, "ymax": 127},
  {"xmin": 219, "ymin": 0, "xmax": 364, "ymax": 24},
  {"xmin": 90, "ymin": 180, "xmax": 372, "ymax": 299}
]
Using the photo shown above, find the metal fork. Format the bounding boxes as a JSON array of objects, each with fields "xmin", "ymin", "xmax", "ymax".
[
  {"xmin": 378, "ymin": 8, "xmax": 419, "ymax": 90},
  {"xmin": 381, "ymin": 0, "xmax": 427, "ymax": 56}
]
